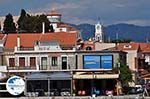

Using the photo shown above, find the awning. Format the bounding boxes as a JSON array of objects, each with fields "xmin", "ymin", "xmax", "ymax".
[
  {"xmin": 50, "ymin": 72, "xmax": 72, "ymax": 80},
  {"xmin": 26, "ymin": 73, "xmax": 50, "ymax": 80},
  {"xmin": 73, "ymin": 74, "xmax": 119, "ymax": 79},
  {"xmin": 26, "ymin": 72, "xmax": 72, "ymax": 80}
]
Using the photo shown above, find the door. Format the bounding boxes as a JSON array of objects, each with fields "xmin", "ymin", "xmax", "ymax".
[
  {"xmin": 62, "ymin": 57, "xmax": 67, "ymax": 69},
  {"xmin": 41, "ymin": 57, "xmax": 47, "ymax": 70}
]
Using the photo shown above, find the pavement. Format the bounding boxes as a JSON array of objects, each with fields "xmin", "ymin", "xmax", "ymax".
[{"xmin": 0, "ymin": 95, "xmax": 149, "ymax": 99}]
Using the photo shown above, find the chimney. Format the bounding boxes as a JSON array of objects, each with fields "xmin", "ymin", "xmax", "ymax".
[
  {"xmin": 42, "ymin": 22, "xmax": 45, "ymax": 34},
  {"xmin": 17, "ymin": 36, "xmax": 20, "ymax": 48}
]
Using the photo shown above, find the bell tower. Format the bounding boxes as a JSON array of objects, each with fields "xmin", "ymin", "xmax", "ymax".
[{"xmin": 95, "ymin": 19, "xmax": 103, "ymax": 42}]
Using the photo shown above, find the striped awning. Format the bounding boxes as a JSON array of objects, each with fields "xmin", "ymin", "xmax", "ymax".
[{"xmin": 73, "ymin": 74, "xmax": 119, "ymax": 79}]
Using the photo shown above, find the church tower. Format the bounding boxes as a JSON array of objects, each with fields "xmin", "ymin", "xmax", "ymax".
[{"xmin": 95, "ymin": 20, "xmax": 103, "ymax": 42}]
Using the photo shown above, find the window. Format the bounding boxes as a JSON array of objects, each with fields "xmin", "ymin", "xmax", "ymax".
[
  {"xmin": 9, "ymin": 58, "xmax": 15, "ymax": 67},
  {"xmin": 30, "ymin": 57, "xmax": 36, "ymax": 67},
  {"xmin": 19, "ymin": 57, "xmax": 25, "ymax": 67},
  {"xmin": 101, "ymin": 55, "xmax": 113, "ymax": 69},
  {"xmin": 41, "ymin": 57, "xmax": 47, "ymax": 70},
  {"xmin": 84, "ymin": 55, "xmax": 100, "ymax": 69},
  {"xmin": 83, "ymin": 55, "xmax": 113, "ymax": 69},
  {"xmin": 51, "ymin": 57, "xmax": 58, "ymax": 66}
]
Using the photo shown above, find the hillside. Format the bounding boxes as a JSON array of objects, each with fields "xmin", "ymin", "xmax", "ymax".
[{"xmin": 74, "ymin": 23, "xmax": 150, "ymax": 42}]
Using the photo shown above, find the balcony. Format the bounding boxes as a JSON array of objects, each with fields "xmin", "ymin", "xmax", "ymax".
[
  {"xmin": 15, "ymin": 47, "xmax": 34, "ymax": 51},
  {"xmin": 8, "ymin": 66, "xmax": 36, "ymax": 70}
]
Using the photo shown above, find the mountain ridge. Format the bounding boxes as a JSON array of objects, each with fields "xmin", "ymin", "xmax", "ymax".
[{"xmin": 72, "ymin": 23, "xmax": 150, "ymax": 42}]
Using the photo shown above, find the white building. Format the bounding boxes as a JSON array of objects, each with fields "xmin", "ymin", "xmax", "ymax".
[
  {"xmin": 95, "ymin": 21, "xmax": 103, "ymax": 42},
  {"xmin": 47, "ymin": 10, "xmax": 77, "ymax": 33}
]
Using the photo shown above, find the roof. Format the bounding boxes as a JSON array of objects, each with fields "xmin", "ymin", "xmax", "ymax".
[
  {"xmin": 107, "ymin": 42, "xmax": 150, "ymax": 53},
  {"xmin": 0, "ymin": 33, "xmax": 5, "ymax": 40},
  {"xmin": 47, "ymin": 10, "xmax": 61, "ymax": 16},
  {"xmin": 139, "ymin": 43, "xmax": 150, "ymax": 53},
  {"xmin": 4, "ymin": 32, "xmax": 77, "ymax": 49},
  {"xmin": 39, "ymin": 32, "xmax": 77, "ymax": 46},
  {"xmin": 57, "ymin": 22, "xmax": 77, "ymax": 31},
  {"xmin": 116, "ymin": 43, "xmax": 140, "ymax": 51}
]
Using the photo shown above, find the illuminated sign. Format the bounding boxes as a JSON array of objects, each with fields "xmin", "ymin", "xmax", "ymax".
[{"xmin": 6, "ymin": 76, "xmax": 25, "ymax": 96}]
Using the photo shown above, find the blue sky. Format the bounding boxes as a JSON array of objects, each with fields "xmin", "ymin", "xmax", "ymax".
[{"xmin": 0, "ymin": 0, "xmax": 150, "ymax": 26}]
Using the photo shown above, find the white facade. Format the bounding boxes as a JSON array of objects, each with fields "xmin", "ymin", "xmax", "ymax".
[
  {"xmin": 95, "ymin": 22, "xmax": 103, "ymax": 42},
  {"xmin": 47, "ymin": 15, "xmax": 61, "ymax": 23},
  {"xmin": 145, "ymin": 54, "xmax": 150, "ymax": 65}
]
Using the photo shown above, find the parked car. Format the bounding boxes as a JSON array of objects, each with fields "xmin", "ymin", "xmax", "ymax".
[
  {"xmin": 128, "ymin": 87, "xmax": 137, "ymax": 94},
  {"xmin": 50, "ymin": 89, "xmax": 59, "ymax": 96},
  {"xmin": 127, "ymin": 85, "xmax": 144, "ymax": 95},
  {"xmin": 60, "ymin": 88, "xmax": 70, "ymax": 96},
  {"xmin": 135, "ymin": 85, "xmax": 144, "ymax": 94}
]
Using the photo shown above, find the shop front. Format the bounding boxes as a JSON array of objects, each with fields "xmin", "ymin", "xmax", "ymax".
[
  {"xmin": 25, "ymin": 71, "xmax": 72, "ymax": 96},
  {"xmin": 73, "ymin": 71, "xmax": 119, "ymax": 96}
]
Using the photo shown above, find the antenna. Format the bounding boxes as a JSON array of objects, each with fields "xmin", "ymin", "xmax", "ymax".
[
  {"xmin": 108, "ymin": 36, "xmax": 111, "ymax": 43},
  {"xmin": 146, "ymin": 37, "xmax": 149, "ymax": 43},
  {"xmin": 97, "ymin": 17, "xmax": 101, "ymax": 24},
  {"xmin": 116, "ymin": 33, "xmax": 118, "ymax": 40}
]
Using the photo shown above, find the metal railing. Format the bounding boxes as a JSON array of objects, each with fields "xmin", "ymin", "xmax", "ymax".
[
  {"xmin": 8, "ymin": 66, "xmax": 36, "ymax": 70},
  {"xmin": 17, "ymin": 47, "xmax": 34, "ymax": 51}
]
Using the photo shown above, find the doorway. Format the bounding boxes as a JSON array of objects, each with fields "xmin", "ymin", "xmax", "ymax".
[{"xmin": 62, "ymin": 57, "xmax": 67, "ymax": 69}]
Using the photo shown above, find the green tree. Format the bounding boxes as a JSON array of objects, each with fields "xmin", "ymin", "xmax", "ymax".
[
  {"xmin": 17, "ymin": 9, "xmax": 51, "ymax": 33},
  {"xmin": 32, "ymin": 14, "xmax": 50, "ymax": 33},
  {"xmin": 3, "ymin": 13, "xmax": 16, "ymax": 33},
  {"xmin": 119, "ymin": 63, "xmax": 132, "ymax": 86},
  {"xmin": 17, "ymin": 9, "xmax": 27, "ymax": 32}
]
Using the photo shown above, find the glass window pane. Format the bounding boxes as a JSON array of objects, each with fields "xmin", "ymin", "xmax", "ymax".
[
  {"xmin": 41, "ymin": 57, "xmax": 47, "ymax": 70},
  {"xmin": 84, "ymin": 55, "xmax": 100, "ymax": 69},
  {"xmin": 101, "ymin": 55, "xmax": 113, "ymax": 69},
  {"xmin": 52, "ymin": 57, "xmax": 58, "ymax": 66}
]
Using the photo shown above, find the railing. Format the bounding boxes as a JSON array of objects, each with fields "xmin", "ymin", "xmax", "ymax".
[
  {"xmin": 18, "ymin": 47, "xmax": 34, "ymax": 51},
  {"xmin": 8, "ymin": 66, "xmax": 36, "ymax": 70},
  {"xmin": 39, "ymin": 65, "xmax": 48, "ymax": 70}
]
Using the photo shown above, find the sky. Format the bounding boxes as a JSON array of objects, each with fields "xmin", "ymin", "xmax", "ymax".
[{"xmin": 0, "ymin": 0, "xmax": 150, "ymax": 26}]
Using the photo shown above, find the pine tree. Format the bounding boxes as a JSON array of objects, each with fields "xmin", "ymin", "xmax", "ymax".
[
  {"xmin": 3, "ymin": 13, "xmax": 16, "ymax": 33},
  {"xmin": 17, "ymin": 9, "xmax": 50, "ymax": 33},
  {"xmin": 17, "ymin": 9, "xmax": 27, "ymax": 32}
]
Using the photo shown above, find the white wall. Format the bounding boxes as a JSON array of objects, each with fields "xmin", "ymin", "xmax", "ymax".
[{"xmin": 95, "ymin": 43, "xmax": 116, "ymax": 51}]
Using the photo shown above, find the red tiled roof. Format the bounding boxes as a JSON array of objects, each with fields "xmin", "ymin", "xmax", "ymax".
[
  {"xmin": 0, "ymin": 33, "xmax": 5, "ymax": 40},
  {"xmin": 139, "ymin": 43, "xmax": 150, "ymax": 53},
  {"xmin": 57, "ymin": 23, "xmax": 77, "ymax": 31},
  {"xmin": 47, "ymin": 10, "xmax": 61, "ymax": 16},
  {"xmin": 39, "ymin": 32, "xmax": 77, "ymax": 46},
  {"xmin": 116, "ymin": 43, "xmax": 140, "ymax": 50},
  {"xmin": 4, "ymin": 32, "xmax": 77, "ymax": 49}
]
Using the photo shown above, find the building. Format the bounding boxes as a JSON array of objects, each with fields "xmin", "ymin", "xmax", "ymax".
[
  {"xmin": 0, "ymin": 32, "xmax": 77, "ymax": 96},
  {"xmin": 94, "ymin": 21, "xmax": 103, "ymax": 42},
  {"xmin": 0, "ymin": 30, "xmax": 127, "ymax": 96},
  {"xmin": 47, "ymin": 10, "xmax": 77, "ymax": 33}
]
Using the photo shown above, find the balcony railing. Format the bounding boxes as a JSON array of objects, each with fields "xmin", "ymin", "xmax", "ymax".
[
  {"xmin": 8, "ymin": 66, "xmax": 36, "ymax": 70},
  {"xmin": 18, "ymin": 47, "xmax": 34, "ymax": 51}
]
